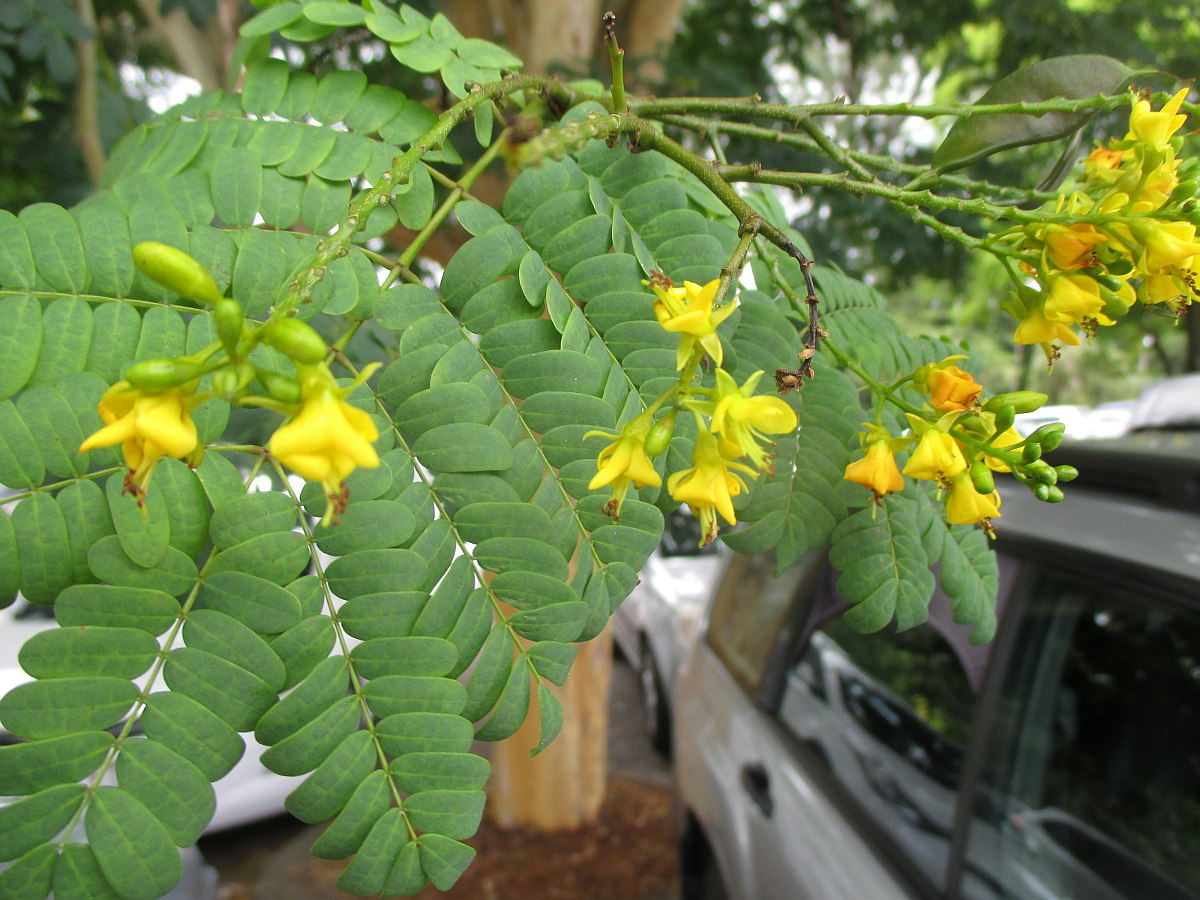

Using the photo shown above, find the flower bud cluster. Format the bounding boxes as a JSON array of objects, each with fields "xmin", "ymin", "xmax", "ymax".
[
  {"xmin": 998, "ymin": 88, "xmax": 1198, "ymax": 357},
  {"xmin": 78, "ymin": 243, "xmax": 380, "ymax": 523},
  {"xmin": 586, "ymin": 275, "xmax": 798, "ymax": 546},
  {"xmin": 842, "ymin": 356, "xmax": 1071, "ymax": 535}
]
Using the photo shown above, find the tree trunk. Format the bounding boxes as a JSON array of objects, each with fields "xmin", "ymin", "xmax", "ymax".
[
  {"xmin": 441, "ymin": 0, "xmax": 682, "ymax": 87},
  {"xmin": 485, "ymin": 629, "xmax": 613, "ymax": 829}
]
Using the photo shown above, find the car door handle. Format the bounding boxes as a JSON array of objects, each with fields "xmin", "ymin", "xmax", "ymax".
[{"xmin": 740, "ymin": 762, "xmax": 774, "ymax": 818}]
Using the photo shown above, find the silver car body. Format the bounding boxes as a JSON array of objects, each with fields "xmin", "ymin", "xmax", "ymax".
[{"xmin": 674, "ymin": 435, "xmax": 1200, "ymax": 900}]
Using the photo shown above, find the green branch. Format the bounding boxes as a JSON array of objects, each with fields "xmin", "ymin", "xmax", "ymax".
[{"xmin": 634, "ymin": 92, "xmax": 1132, "ymax": 123}]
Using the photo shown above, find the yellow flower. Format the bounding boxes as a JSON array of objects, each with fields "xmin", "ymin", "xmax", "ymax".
[
  {"xmin": 1140, "ymin": 267, "xmax": 1197, "ymax": 307},
  {"xmin": 844, "ymin": 437, "xmax": 904, "ymax": 499},
  {"xmin": 1126, "ymin": 87, "xmax": 1190, "ymax": 149},
  {"xmin": 1041, "ymin": 223, "xmax": 1107, "ymax": 270},
  {"xmin": 1013, "ymin": 309, "xmax": 1081, "ymax": 346},
  {"xmin": 945, "ymin": 473, "xmax": 1001, "ymax": 526},
  {"xmin": 269, "ymin": 369, "xmax": 380, "ymax": 524},
  {"xmin": 709, "ymin": 369, "xmax": 798, "ymax": 470},
  {"xmin": 1131, "ymin": 220, "xmax": 1200, "ymax": 274},
  {"xmin": 668, "ymin": 431, "xmax": 757, "ymax": 546},
  {"xmin": 902, "ymin": 430, "xmax": 966, "ymax": 483},
  {"xmin": 585, "ymin": 410, "xmax": 663, "ymax": 520},
  {"xmin": 652, "ymin": 278, "xmax": 737, "ymax": 369},
  {"xmin": 1042, "ymin": 273, "xmax": 1107, "ymax": 324},
  {"xmin": 1084, "ymin": 146, "xmax": 1125, "ymax": 179},
  {"xmin": 925, "ymin": 364, "xmax": 982, "ymax": 412},
  {"xmin": 80, "ymin": 382, "xmax": 201, "ymax": 504}
]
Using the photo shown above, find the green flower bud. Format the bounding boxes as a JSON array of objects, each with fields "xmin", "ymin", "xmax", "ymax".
[
  {"xmin": 133, "ymin": 241, "xmax": 223, "ymax": 306},
  {"xmin": 983, "ymin": 391, "xmax": 1047, "ymax": 415},
  {"xmin": 124, "ymin": 357, "xmax": 204, "ymax": 391},
  {"xmin": 262, "ymin": 317, "xmax": 327, "ymax": 365},
  {"xmin": 1021, "ymin": 441, "xmax": 1043, "ymax": 463},
  {"xmin": 643, "ymin": 413, "xmax": 676, "ymax": 457},
  {"xmin": 1023, "ymin": 459, "xmax": 1057, "ymax": 485},
  {"xmin": 211, "ymin": 367, "xmax": 241, "ymax": 398},
  {"xmin": 1027, "ymin": 422, "xmax": 1066, "ymax": 451},
  {"xmin": 1032, "ymin": 422, "xmax": 1070, "ymax": 451},
  {"xmin": 991, "ymin": 405, "xmax": 1016, "ymax": 435},
  {"xmin": 215, "ymin": 298, "xmax": 245, "ymax": 357},
  {"xmin": 1033, "ymin": 483, "xmax": 1065, "ymax": 503},
  {"xmin": 969, "ymin": 459, "xmax": 995, "ymax": 495},
  {"xmin": 1054, "ymin": 465, "xmax": 1079, "ymax": 483},
  {"xmin": 258, "ymin": 370, "xmax": 302, "ymax": 404}
]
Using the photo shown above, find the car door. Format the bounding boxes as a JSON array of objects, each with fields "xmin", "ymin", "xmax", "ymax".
[
  {"xmin": 953, "ymin": 561, "xmax": 1200, "ymax": 900},
  {"xmin": 691, "ymin": 551, "xmax": 926, "ymax": 900}
]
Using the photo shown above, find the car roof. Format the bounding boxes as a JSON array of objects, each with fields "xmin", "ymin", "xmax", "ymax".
[
  {"xmin": 995, "ymin": 434, "xmax": 1200, "ymax": 585},
  {"xmin": 1127, "ymin": 373, "xmax": 1200, "ymax": 431}
]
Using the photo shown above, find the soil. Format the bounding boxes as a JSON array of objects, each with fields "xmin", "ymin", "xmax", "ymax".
[{"xmin": 201, "ymin": 659, "xmax": 681, "ymax": 900}]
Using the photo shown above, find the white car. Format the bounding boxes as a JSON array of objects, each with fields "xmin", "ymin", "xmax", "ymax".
[{"xmin": 611, "ymin": 509, "xmax": 727, "ymax": 756}]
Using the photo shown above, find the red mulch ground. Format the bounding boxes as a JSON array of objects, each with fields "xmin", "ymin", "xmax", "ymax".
[{"xmin": 209, "ymin": 777, "xmax": 680, "ymax": 900}]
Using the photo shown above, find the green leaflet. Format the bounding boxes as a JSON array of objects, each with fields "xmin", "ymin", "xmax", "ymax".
[
  {"xmin": 309, "ymin": 769, "xmax": 392, "ymax": 860},
  {"xmin": 182, "ymin": 609, "xmax": 286, "ymax": 689},
  {"xmin": 418, "ymin": 833, "xmax": 476, "ymax": 891},
  {"xmin": 531, "ymin": 682, "xmax": 564, "ymax": 756},
  {"xmin": 0, "ymin": 783, "xmax": 86, "ymax": 863},
  {"xmin": 139, "ymin": 692, "xmax": 245, "ymax": 782},
  {"xmin": 336, "ymin": 807, "xmax": 407, "ymax": 896},
  {"xmin": 85, "ymin": 786, "xmax": 182, "ymax": 900},
  {"xmin": 162, "ymin": 647, "xmax": 278, "ymax": 732},
  {"xmin": 0, "ymin": 732, "xmax": 114, "ymax": 796},
  {"xmin": 939, "ymin": 520, "xmax": 1000, "ymax": 644},
  {"xmin": 197, "ymin": 572, "xmax": 302, "ymax": 634},
  {"xmin": 260, "ymin": 696, "xmax": 362, "ymax": 776},
  {"xmin": 52, "ymin": 843, "xmax": 124, "ymax": 900},
  {"xmin": 256, "ymin": 655, "xmax": 350, "ymax": 745},
  {"xmin": 113, "ymin": 738, "xmax": 215, "ymax": 847},
  {"xmin": 285, "ymin": 730, "xmax": 377, "ymax": 824},
  {"xmin": 389, "ymin": 752, "xmax": 491, "ymax": 794},
  {"xmin": 18, "ymin": 626, "xmax": 158, "ymax": 681},
  {"xmin": 0, "ymin": 294, "xmax": 42, "ymax": 400},
  {"xmin": 0, "ymin": 843, "xmax": 56, "ymax": 899},
  {"xmin": 829, "ymin": 495, "xmax": 937, "ymax": 633}
]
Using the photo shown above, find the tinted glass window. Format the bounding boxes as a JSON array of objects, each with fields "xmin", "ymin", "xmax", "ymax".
[
  {"xmin": 961, "ymin": 573, "xmax": 1200, "ymax": 900},
  {"xmin": 707, "ymin": 550, "xmax": 821, "ymax": 695},
  {"xmin": 778, "ymin": 569, "xmax": 997, "ymax": 887}
]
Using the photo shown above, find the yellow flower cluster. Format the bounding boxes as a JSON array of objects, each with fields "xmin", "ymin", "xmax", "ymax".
[
  {"xmin": 77, "ymin": 245, "xmax": 381, "ymax": 523},
  {"xmin": 842, "ymin": 358, "xmax": 1039, "ymax": 533},
  {"xmin": 1002, "ymin": 88, "xmax": 1198, "ymax": 354},
  {"xmin": 587, "ymin": 277, "xmax": 797, "ymax": 546},
  {"xmin": 80, "ymin": 362, "xmax": 380, "ymax": 524}
]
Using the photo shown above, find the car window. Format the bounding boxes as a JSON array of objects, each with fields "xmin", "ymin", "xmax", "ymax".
[
  {"xmin": 707, "ymin": 550, "xmax": 821, "ymax": 695},
  {"xmin": 777, "ymin": 565, "xmax": 1000, "ymax": 889},
  {"xmin": 960, "ymin": 572, "xmax": 1200, "ymax": 900}
]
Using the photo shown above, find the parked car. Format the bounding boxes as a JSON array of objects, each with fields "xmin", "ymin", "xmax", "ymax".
[
  {"xmin": 1126, "ymin": 372, "xmax": 1200, "ymax": 431},
  {"xmin": 611, "ymin": 509, "xmax": 727, "ymax": 756},
  {"xmin": 673, "ymin": 434, "xmax": 1200, "ymax": 900}
]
